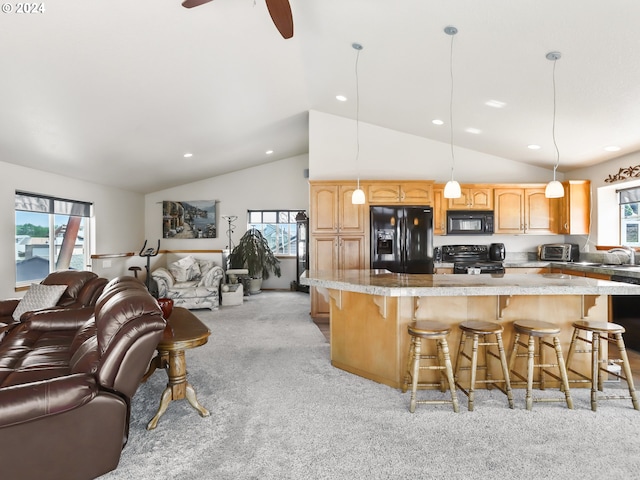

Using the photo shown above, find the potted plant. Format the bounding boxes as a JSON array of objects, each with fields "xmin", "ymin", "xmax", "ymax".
[{"xmin": 228, "ymin": 228, "xmax": 281, "ymax": 293}]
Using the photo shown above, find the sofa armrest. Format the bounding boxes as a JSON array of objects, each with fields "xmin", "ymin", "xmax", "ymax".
[
  {"xmin": 198, "ymin": 265, "xmax": 224, "ymax": 288},
  {"xmin": 151, "ymin": 267, "xmax": 175, "ymax": 298},
  {"xmin": 0, "ymin": 374, "xmax": 98, "ymax": 428},
  {"xmin": 23, "ymin": 307, "xmax": 95, "ymax": 330},
  {"xmin": 0, "ymin": 299, "xmax": 20, "ymax": 317}
]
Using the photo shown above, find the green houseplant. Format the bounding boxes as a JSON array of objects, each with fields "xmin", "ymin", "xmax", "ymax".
[{"xmin": 228, "ymin": 228, "xmax": 281, "ymax": 293}]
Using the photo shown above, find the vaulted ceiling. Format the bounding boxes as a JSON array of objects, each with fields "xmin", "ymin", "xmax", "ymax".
[{"xmin": 2, "ymin": 0, "xmax": 640, "ymax": 193}]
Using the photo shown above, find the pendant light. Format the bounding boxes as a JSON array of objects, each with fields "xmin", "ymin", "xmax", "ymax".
[
  {"xmin": 443, "ymin": 26, "xmax": 461, "ymax": 199},
  {"xmin": 351, "ymin": 43, "xmax": 366, "ymax": 205},
  {"xmin": 544, "ymin": 51, "xmax": 565, "ymax": 198}
]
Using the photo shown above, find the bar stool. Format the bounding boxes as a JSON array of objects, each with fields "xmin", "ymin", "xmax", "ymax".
[
  {"xmin": 565, "ymin": 320, "xmax": 639, "ymax": 411},
  {"xmin": 402, "ymin": 320, "xmax": 459, "ymax": 413},
  {"xmin": 454, "ymin": 321, "xmax": 514, "ymax": 411},
  {"xmin": 508, "ymin": 320, "xmax": 573, "ymax": 410}
]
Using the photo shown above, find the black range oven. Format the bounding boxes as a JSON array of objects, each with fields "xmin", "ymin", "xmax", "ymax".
[{"xmin": 441, "ymin": 244, "xmax": 505, "ymax": 274}]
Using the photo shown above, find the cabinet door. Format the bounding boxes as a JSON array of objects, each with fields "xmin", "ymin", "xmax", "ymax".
[
  {"xmin": 339, "ymin": 235, "xmax": 366, "ymax": 270},
  {"xmin": 400, "ymin": 183, "xmax": 432, "ymax": 204},
  {"xmin": 339, "ymin": 185, "xmax": 365, "ymax": 234},
  {"xmin": 368, "ymin": 184, "xmax": 401, "ymax": 204},
  {"xmin": 310, "ymin": 185, "xmax": 338, "ymax": 234},
  {"xmin": 310, "ymin": 236, "xmax": 338, "ymax": 317},
  {"xmin": 554, "ymin": 181, "xmax": 590, "ymax": 234},
  {"xmin": 494, "ymin": 188, "xmax": 524, "ymax": 233},
  {"xmin": 524, "ymin": 188, "xmax": 553, "ymax": 234},
  {"xmin": 432, "ymin": 187, "xmax": 446, "ymax": 235},
  {"xmin": 449, "ymin": 187, "xmax": 493, "ymax": 209}
]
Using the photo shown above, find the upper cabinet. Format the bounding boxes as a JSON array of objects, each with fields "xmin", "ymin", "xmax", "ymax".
[
  {"xmin": 494, "ymin": 186, "xmax": 554, "ymax": 234},
  {"xmin": 551, "ymin": 180, "xmax": 591, "ymax": 235},
  {"xmin": 310, "ymin": 182, "xmax": 365, "ymax": 235},
  {"xmin": 447, "ymin": 186, "xmax": 494, "ymax": 210},
  {"xmin": 368, "ymin": 181, "xmax": 433, "ymax": 205}
]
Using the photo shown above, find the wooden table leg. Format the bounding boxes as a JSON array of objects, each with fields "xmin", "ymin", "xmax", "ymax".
[{"xmin": 146, "ymin": 349, "xmax": 209, "ymax": 430}]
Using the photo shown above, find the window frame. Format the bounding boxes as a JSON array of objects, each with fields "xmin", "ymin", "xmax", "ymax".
[{"xmin": 247, "ymin": 210, "xmax": 300, "ymax": 257}]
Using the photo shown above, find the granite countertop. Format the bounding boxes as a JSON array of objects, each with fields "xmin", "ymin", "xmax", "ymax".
[{"xmin": 300, "ymin": 269, "xmax": 640, "ymax": 297}]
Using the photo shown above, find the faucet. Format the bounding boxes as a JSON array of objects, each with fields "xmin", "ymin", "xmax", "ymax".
[{"xmin": 607, "ymin": 246, "xmax": 636, "ymax": 265}]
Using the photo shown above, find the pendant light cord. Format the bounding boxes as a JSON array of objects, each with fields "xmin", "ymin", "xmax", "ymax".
[
  {"xmin": 551, "ymin": 56, "xmax": 560, "ymax": 181},
  {"xmin": 448, "ymin": 30, "xmax": 456, "ymax": 181},
  {"xmin": 355, "ymin": 45, "xmax": 362, "ymax": 187}
]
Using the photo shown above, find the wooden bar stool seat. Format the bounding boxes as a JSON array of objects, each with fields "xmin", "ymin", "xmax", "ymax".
[
  {"xmin": 565, "ymin": 320, "xmax": 639, "ymax": 411},
  {"xmin": 454, "ymin": 320, "xmax": 514, "ymax": 411},
  {"xmin": 402, "ymin": 320, "xmax": 459, "ymax": 413},
  {"xmin": 508, "ymin": 320, "xmax": 573, "ymax": 410}
]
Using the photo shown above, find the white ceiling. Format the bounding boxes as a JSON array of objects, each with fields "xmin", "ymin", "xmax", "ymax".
[{"xmin": 3, "ymin": 0, "xmax": 640, "ymax": 193}]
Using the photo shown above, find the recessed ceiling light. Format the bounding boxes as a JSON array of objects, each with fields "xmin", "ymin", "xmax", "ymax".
[
  {"xmin": 432, "ymin": 119, "xmax": 444, "ymax": 125},
  {"xmin": 485, "ymin": 99, "xmax": 506, "ymax": 108},
  {"xmin": 336, "ymin": 95, "xmax": 347, "ymax": 102},
  {"xmin": 183, "ymin": 153, "xmax": 193, "ymax": 158},
  {"xmin": 266, "ymin": 150, "xmax": 274, "ymax": 155},
  {"xmin": 527, "ymin": 144, "xmax": 541, "ymax": 150},
  {"xmin": 604, "ymin": 145, "xmax": 621, "ymax": 152},
  {"xmin": 465, "ymin": 127, "xmax": 482, "ymax": 135}
]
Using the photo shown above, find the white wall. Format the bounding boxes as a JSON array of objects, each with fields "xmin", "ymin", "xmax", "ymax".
[
  {"xmin": 144, "ymin": 154, "xmax": 310, "ymax": 289},
  {"xmin": 1, "ymin": 160, "xmax": 145, "ymax": 299},
  {"xmin": 309, "ymin": 110, "xmax": 560, "ymax": 183}
]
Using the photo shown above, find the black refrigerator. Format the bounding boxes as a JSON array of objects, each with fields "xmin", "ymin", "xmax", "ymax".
[{"xmin": 370, "ymin": 206, "xmax": 434, "ymax": 274}]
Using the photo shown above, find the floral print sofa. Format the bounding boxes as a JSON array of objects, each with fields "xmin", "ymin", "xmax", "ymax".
[{"xmin": 151, "ymin": 255, "xmax": 224, "ymax": 310}]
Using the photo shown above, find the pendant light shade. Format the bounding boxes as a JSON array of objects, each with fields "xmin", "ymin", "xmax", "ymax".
[
  {"xmin": 545, "ymin": 51, "xmax": 565, "ymax": 199},
  {"xmin": 444, "ymin": 179, "xmax": 462, "ymax": 199},
  {"xmin": 443, "ymin": 26, "xmax": 461, "ymax": 199},
  {"xmin": 545, "ymin": 179, "xmax": 564, "ymax": 198},
  {"xmin": 351, "ymin": 43, "xmax": 365, "ymax": 205}
]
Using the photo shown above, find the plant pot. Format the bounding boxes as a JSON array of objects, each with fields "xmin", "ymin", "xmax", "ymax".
[{"xmin": 248, "ymin": 277, "xmax": 263, "ymax": 294}]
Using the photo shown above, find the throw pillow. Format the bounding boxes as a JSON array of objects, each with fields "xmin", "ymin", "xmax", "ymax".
[
  {"xmin": 169, "ymin": 256, "xmax": 201, "ymax": 282},
  {"xmin": 12, "ymin": 283, "xmax": 68, "ymax": 322}
]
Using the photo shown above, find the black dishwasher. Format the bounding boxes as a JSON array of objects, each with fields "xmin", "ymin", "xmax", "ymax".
[{"xmin": 610, "ymin": 275, "xmax": 640, "ymax": 352}]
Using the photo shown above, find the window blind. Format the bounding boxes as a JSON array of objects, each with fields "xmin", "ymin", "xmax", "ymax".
[{"xmin": 15, "ymin": 191, "xmax": 92, "ymax": 217}]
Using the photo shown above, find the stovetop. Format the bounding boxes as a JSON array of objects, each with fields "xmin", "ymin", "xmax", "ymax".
[{"xmin": 441, "ymin": 244, "xmax": 492, "ymax": 263}]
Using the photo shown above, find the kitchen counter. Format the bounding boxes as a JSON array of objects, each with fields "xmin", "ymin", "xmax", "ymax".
[
  {"xmin": 300, "ymin": 269, "xmax": 640, "ymax": 297},
  {"xmin": 301, "ymin": 270, "xmax": 640, "ymax": 389}
]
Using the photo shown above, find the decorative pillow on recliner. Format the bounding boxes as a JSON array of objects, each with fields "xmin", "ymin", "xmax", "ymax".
[
  {"xmin": 12, "ymin": 283, "xmax": 68, "ymax": 322},
  {"xmin": 169, "ymin": 256, "xmax": 201, "ymax": 282}
]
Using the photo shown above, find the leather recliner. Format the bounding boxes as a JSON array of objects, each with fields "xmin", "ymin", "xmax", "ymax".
[
  {"xmin": 0, "ymin": 276, "xmax": 166, "ymax": 480},
  {"xmin": 0, "ymin": 270, "xmax": 108, "ymax": 339}
]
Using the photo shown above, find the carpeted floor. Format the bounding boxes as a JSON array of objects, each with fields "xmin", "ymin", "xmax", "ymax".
[{"xmin": 100, "ymin": 291, "xmax": 640, "ymax": 480}]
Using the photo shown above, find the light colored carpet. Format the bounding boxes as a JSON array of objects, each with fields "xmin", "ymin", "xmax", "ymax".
[{"xmin": 100, "ymin": 291, "xmax": 640, "ymax": 480}]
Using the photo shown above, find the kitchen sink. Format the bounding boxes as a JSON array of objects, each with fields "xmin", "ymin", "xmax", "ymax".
[{"xmin": 574, "ymin": 262, "xmax": 636, "ymax": 268}]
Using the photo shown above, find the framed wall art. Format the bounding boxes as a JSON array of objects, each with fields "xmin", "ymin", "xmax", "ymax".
[{"xmin": 162, "ymin": 200, "xmax": 217, "ymax": 239}]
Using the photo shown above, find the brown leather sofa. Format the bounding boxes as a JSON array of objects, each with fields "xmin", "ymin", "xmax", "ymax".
[
  {"xmin": 0, "ymin": 270, "xmax": 108, "ymax": 339},
  {"xmin": 0, "ymin": 276, "xmax": 166, "ymax": 480}
]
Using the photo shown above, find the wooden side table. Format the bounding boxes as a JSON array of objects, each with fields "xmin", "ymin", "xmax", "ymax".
[{"xmin": 144, "ymin": 307, "xmax": 211, "ymax": 430}]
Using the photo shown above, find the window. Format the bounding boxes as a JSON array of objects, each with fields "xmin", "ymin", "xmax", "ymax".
[
  {"xmin": 247, "ymin": 210, "xmax": 299, "ymax": 256},
  {"xmin": 619, "ymin": 186, "xmax": 640, "ymax": 246},
  {"xmin": 15, "ymin": 191, "xmax": 92, "ymax": 285}
]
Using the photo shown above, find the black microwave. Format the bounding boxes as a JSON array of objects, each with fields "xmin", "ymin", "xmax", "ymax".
[{"xmin": 446, "ymin": 210, "xmax": 494, "ymax": 235}]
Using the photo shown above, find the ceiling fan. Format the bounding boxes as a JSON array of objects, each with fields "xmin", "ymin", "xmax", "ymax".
[{"xmin": 181, "ymin": 0, "xmax": 294, "ymax": 39}]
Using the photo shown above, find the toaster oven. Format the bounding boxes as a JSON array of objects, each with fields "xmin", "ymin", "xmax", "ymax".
[{"xmin": 539, "ymin": 243, "xmax": 580, "ymax": 262}]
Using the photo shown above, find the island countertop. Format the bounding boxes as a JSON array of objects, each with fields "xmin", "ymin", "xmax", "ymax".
[{"xmin": 300, "ymin": 269, "xmax": 640, "ymax": 297}]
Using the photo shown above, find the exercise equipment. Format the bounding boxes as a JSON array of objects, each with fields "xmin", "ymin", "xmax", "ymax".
[{"xmin": 139, "ymin": 239, "xmax": 160, "ymax": 296}]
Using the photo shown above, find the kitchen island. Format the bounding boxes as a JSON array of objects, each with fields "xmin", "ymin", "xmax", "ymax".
[{"xmin": 300, "ymin": 270, "xmax": 640, "ymax": 389}]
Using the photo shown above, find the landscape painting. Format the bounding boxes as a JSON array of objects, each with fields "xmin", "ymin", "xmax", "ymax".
[{"xmin": 162, "ymin": 200, "xmax": 217, "ymax": 239}]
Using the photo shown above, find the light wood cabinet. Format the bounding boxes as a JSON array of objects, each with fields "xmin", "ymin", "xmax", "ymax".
[
  {"xmin": 494, "ymin": 186, "xmax": 553, "ymax": 234},
  {"xmin": 551, "ymin": 180, "xmax": 591, "ymax": 235},
  {"xmin": 448, "ymin": 186, "xmax": 493, "ymax": 210},
  {"xmin": 368, "ymin": 181, "xmax": 433, "ymax": 205},
  {"xmin": 432, "ymin": 186, "xmax": 446, "ymax": 235},
  {"xmin": 309, "ymin": 182, "xmax": 367, "ymax": 317},
  {"xmin": 310, "ymin": 183, "xmax": 365, "ymax": 235},
  {"xmin": 310, "ymin": 235, "xmax": 365, "ymax": 317}
]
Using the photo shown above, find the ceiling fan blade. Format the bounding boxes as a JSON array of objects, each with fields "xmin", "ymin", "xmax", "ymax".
[
  {"xmin": 265, "ymin": 0, "xmax": 293, "ymax": 39},
  {"xmin": 182, "ymin": 0, "xmax": 214, "ymax": 8}
]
